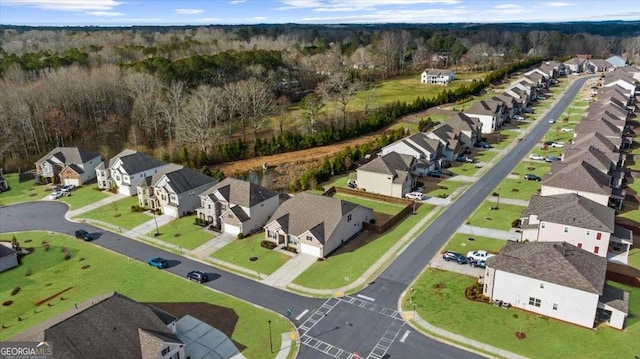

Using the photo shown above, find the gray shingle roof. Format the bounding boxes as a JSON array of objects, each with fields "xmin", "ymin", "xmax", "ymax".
[
  {"xmin": 201, "ymin": 177, "xmax": 279, "ymax": 208},
  {"xmin": 0, "ymin": 243, "xmax": 17, "ymax": 257},
  {"xmin": 562, "ymin": 146, "xmax": 614, "ymax": 174},
  {"xmin": 574, "ymin": 118, "xmax": 622, "ymax": 137},
  {"xmin": 523, "ymin": 194, "xmax": 615, "ymax": 232},
  {"xmin": 267, "ymin": 192, "xmax": 370, "ymax": 244},
  {"xmin": 600, "ymin": 284, "xmax": 629, "ymax": 313},
  {"xmin": 543, "ymin": 160, "xmax": 612, "ymax": 195},
  {"xmin": 155, "ymin": 166, "xmax": 217, "ymax": 195},
  {"xmin": 45, "ymin": 292, "xmax": 180, "ymax": 359},
  {"xmin": 486, "ymin": 241, "xmax": 607, "ymax": 294},
  {"xmin": 570, "ymin": 132, "xmax": 620, "ymax": 152},
  {"xmin": 114, "ymin": 151, "xmax": 167, "ymax": 175},
  {"xmin": 37, "ymin": 147, "xmax": 101, "ymax": 166},
  {"xmin": 562, "ymin": 146, "xmax": 620, "ymax": 167},
  {"xmin": 358, "ymin": 152, "xmax": 414, "ymax": 179},
  {"xmin": 422, "ymin": 69, "xmax": 453, "ymax": 76},
  {"xmin": 465, "ymin": 100, "xmax": 502, "ymax": 117}
]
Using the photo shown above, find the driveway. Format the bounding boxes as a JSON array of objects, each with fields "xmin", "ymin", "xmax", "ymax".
[{"xmin": 428, "ymin": 255, "xmax": 485, "ymax": 277}]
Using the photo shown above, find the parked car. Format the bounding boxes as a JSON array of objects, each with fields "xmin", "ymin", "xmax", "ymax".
[
  {"xmin": 443, "ymin": 251, "xmax": 468, "ymax": 264},
  {"xmin": 187, "ymin": 270, "xmax": 208, "ymax": 283},
  {"xmin": 405, "ymin": 192, "xmax": 424, "ymax": 200},
  {"xmin": 524, "ymin": 174, "xmax": 541, "ymax": 181},
  {"xmin": 456, "ymin": 155, "xmax": 474, "ymax": 163},
  {"xmin": 545, "ymin": 155, "xmax": 562, "ymax": 162},
  {"xmin": 528, "ymin": 154, "xmax": 544, "ymax": 161},
  {"xmin": 550, "ymin": 142, "xmax": 565, "ymax": 148},
  {"xmin": 469, "ymin": 259, "xmax": 487, "ymax": 268},
  {"xmin": 536, "ymin": 95, "xmax": 546, "ymax": 100},
  {"xmin": 512, "ymin": 115, "xmax": 525, "ymax": 121},
  {"xmin": 74, "ymin": 229, "xmax": 92, "ymax": 241},
  {"xmin": 49, "ymin": 191, "xmax": 69, "ymax": 200},
  {"xmin": 560, "ymin": 127, "xmax": 573, "ymax": 132},
  {"xmin": 60, "ymin": 184, "xmax": 75, "ymax": 192},
  {"xmin": 148, "ymin": 257, "xmax": 168, "ymax": 269},
  {"xmin": 548, "ymin": 119, "xmax": 556, "ymax": 124},
  {"xmin": 544, "ymin": 141, "xmax": 555, "ymax": 146},
  {"xmin": 427, "ymin": 170, "xmax": 442, "ymax": 178},
  {"xmin": 467, "ymin": 250, "xmax": 495, "ymax": 262}
]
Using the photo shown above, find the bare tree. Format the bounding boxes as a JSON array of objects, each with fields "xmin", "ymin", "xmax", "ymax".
[
  {"xmin": 176, "ymin": 85, "xmax": 223, "ymax": 154},
  {"xmin": 299, "ymin": 93, "xmax": 324, "ymax": 134},
  {"xmin": 317, "ymin": 72, "xmax": 360, "ymax": 129},
  {"xmin": 160, "ymin": 81, "xmax": 186, "ymax": 147},
  {"xmin": 238, "ymin": 77, "xmax": 274, "ymax": 141}
]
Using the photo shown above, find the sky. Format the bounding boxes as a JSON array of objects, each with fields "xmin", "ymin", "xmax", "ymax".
[{"xmin": 0, "ymin": 0, "xmax": 638, "ymax": 26}]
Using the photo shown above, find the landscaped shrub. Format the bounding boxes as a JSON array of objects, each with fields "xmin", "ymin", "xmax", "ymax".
[
  {"xmin": 11, "ymin": 287, "xmax": 20, "ymax": 296},
  {"xmin": 491, "ymin": 192, "xmax": 499, "ymax": 196},
  {"xmin": 44, "ymin": 243, "xmax": 50, "ymax": 251},
  {"xmin": 237, "ymin": 233, "xmax": 244, "ymax": 239},
  {"xmin": 260, "ymin": 240, "xmax": 278, "ymax": 249},
  {"xmin": 511, "ymin": 219, "xmax": 522, "ymax": 228},
  {"xmin": 25, "ymin": 267, "xmax": 33, "ymax": 276},
  {"xmin": 62, "ymin": 247, "xmax": 71, "ymax": 260},
  {"xmin": 284, "ymin": 246, "xmax": 298, "ymax": 254},
  {"xmin": 130, "ymin": 205, "xmax": 145, "ymax": 212}
]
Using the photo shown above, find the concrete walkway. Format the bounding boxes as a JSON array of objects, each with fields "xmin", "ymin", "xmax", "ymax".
[
  {"xmin": 189, "ymin": 232, "xmax": 235, "ymax": 259},
  {"xmin": 275, "ymin": 332, "xmax": 294, "ymax": 359},
  {"xmin": 262, "ymin": 253, "xmax": 317, "ymax": 288},
  {"xmin": 65, "ymin": 193, "xmax": 127, "ymax": 219},
  {"xmin": 123, "ymin": 214, "xmax": 175, "ymax": 238},
  {"xmin": 486, "ymin": 196, "xmax": 529, "ymax": 206},
  {"xmin": 423, "ymin": 196, "xmax": 450, "ymax": 206},
  {"xmin": 457, "ymin": 224, "xmax": 520, "ymax": 241}
]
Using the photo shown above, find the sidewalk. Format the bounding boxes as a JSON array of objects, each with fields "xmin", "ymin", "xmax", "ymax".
[
  {"xmin": 66, "ymin": 193, "xmax": 127, "ymax": 219},
  {"xmin": 486, "ymin": 196, "xmax": 529, "ymax": 206},
  {"xmin": 123, "ymin": 214, "xmax": 174, "ymax": 238},
  {"xmin": 457, "ymin": 225, "xmax": 520, "ymax": 241},
  {"xmin": 262, "ymin": 253, "xmax": 317, "ymax": 288}
]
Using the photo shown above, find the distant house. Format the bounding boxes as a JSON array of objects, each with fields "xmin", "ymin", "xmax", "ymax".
[
  {"xmin": 519, "ymin": 193, "xmax": 633, "ymax": 264},
  {"xmin": 420, "ymin": 69, "xmax": 455, "ymax": 85},
  {"xmin": 137, "ymin": 164, "xmax": 217, "ymax": 218},
  {"xmin": 564, "ymin": 57, "xmax": 587, "ymax": 73},
  {"xmin": 357, "ymin": 152, "xmax": 416, "ymax": 198},
  {"xmin": 464, "ymin": 100, "xmax": 507, "ymax": 134},
  {"xmin": 602, "ymin": 74, "xmax": 638, "ymax": 97},
  {"xmin": 586, "ymin": 59, "xmax": 614, "ymax": 73},
  {"xmin": 96, "ymin": 149, "xmax": 169, "ymax": 196},
  {"xmin": 196, "ymin": 178, "xmax": 280, "ymax": 236},
  {"xmin": 0, "ymin": 243, "xmax": 18, "ymax": 272},
  {"xmin": 606, "ymin": 55, "xmax": 627, "ymax": 68},
  {"xmin": 264, "ymin": 192, "xmax": 373, "ymax": 258},
  {"xmin": 484, "ymin": 241, "xmax": 628, "ymax": 330},
  {"xmin": 35, "ymin": 147, "xmax": 102, "ymax": 185}
]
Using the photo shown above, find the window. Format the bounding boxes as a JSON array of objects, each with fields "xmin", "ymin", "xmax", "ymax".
[
  {"xmin": 596, "ymin": 232, "xmax": 602, "ymax": 240},
  {"xmin": 169, "ymin": 353, "xmax": 180, "ymax": 359},
  {"xmin": 594, "ymin": 246, "xmax": 599, "ymax": 254},
  {"xmin": 208, "ymin": 204, "xmax": 211, "ymax": 209},
  {"xmin": 553, "ymin": 303, "xmax": 558, "ymax": 311},
  {"xmin": 564, "ymin": 226, "xmax": 568, "ymax": 233},
  {"xmin": 306, "ymin": 236, "xmax": 312, "ymax": 241},
  {"xmin": 586, "ymin": 230, "xmax": 590, "ymax": 236},
  {"xmin": 540, "ymin": 283, "xmax": 544, "ymax": 289},
  {"xmin": 541, "ymin": 222, "xmax": 545, "ymax": 229},
  {"xmin": 161, "ymin": 347, "xmax": 171, "ymax": 356},
  {"xmin": 528, "ymin": 297, "xmax": 541, "ymax": 307},
  {"xmin": 577, "ymin": 243, "xmax": 582, "ymax": 249},
  {"xmin": 347, "ymin": 214, "xmax": 352, "ymax": 222}
]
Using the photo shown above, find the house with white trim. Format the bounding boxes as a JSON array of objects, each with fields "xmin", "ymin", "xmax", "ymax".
[
  {"xmin": 35, "ymin": 147, "xmax": 101, "ymax": 185},
  {"xmin": 96, "ymin": 149, "xmax": 169, "ymax": 196},
  {"xmin": 420, "ymin": 69, "xmax": 455, "ymax": 85},
  {"xmin": 357, "ymin": 152, "xmax": 416, "ymax": 198}
]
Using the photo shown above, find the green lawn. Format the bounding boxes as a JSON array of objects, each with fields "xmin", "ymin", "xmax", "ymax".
[
  {"xmin": 426, "ymin": 180, "xmax": 466, "ymax": 199},
  {"xmin": 0, "ymin": 232, "xmax": 292, "ymax": 358},
  {"xmin": 468, "ymin": 202, "xmax": 526, "ymax": 231},
  {"xmin": 405, "ymin": 269, "xmax": 640, "ymax": 359},
  {"xmin": 75, "ymin": 196, "xmax": 151, "ymax": 230},
  {"xmin": 492, "ymin": 130, "xmax": 521, "ymax": 150},
  {"xmin": 0, "ymin": 174, "xmax": 51, "ymax": 206},
  {"xmin": 148, "ymin": 215, "xmax": 214, "ymax": 250},
  {"xmin": 474, "ymin": 150, "xmax": 498, "ymax": 164},
  {"xmin": 617, "ymin": 177, "xmax": 640, "ymax": 223},
  {"xmin": 332, "ymin": 193, "xmax": 404, "ymax": 215},
  {"xmin": 493, "ymin": 179, "xmax": 540, "ymax": 201},
  {"xmin": 444, "ymin": 233, "xmax": 507, "ymax": 254},
  {"xmin": 510, "ymin": 162, "xmax": 551, "ymax": 178},
  {"xmin": 210, "ymin": 233, "xmax": 291, "ymax": 275},
  {"xmin": 294, "ymin": 204, "xmax": 435, "ymax": 289},
  {"xmin": 545, "ymin": 128, "xmax": 575, "ymax": 144},
  {"xmin": 449, "ymin": 163, "xmax": 482, "ymax": 176},
  {"xmin": 629, "ymin": 248, "xmax": 640, "ymax": 270},
  {"xmin": 389, "ymin": 121, "xmax": 419, "ymax": 134},
  {"xmin": 59, "ymin": 185, "xmax": 110, "ymax": 209}
]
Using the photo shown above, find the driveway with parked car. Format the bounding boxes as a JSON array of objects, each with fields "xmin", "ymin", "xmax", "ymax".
[{"xmin": 429, "ymin": 254, "xmax": 485, "ymax": 277}]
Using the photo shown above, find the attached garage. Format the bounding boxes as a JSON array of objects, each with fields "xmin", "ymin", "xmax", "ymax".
[
  {"xmin": 162, "ymin": 206, "xmax": 179, "ymax": 218},
  {"xmin": 223, "ymin": 223, "xmax": 241, "ymax": 236},
  {"xmin": 64, "ymin": 178, "xmax": 80, "ymax": 186},
  {"xmin": 300, "ymin": 243, "xmax": 322, "ymax": 258}
]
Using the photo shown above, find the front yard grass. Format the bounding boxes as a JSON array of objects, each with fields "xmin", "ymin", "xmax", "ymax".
[
  {"xmin": 444, "ymin": 233, "xmax": 508, "ymax": 254},
  {"xmin": 510, "ymin": 161, "xmax": 551, "ymax": 178},
  {"xmin": 0, "ymin": 232, "xmax": 292, "ymax": 358},
  {"xmin": 492, "ymin": 130, "xmax": 521, "ymax": 150},
  {"xmin": 405, "ymin": 269, "xmax": 640, "ymax": 359},
  {"xmin": 0, "ymin": 174, "xmax": 50, "ymax": 206},
  {"xmin": 629, "ymin": 247, "xmax": 640, "ymax": 270},
  {"xmin": 449, "ymin": 163, "xmax": 482, "ymax": 177},
  {"xmin": 425, "ymin": 180, "xmax": 466, "ymax": 199},
  {"xmin": 332, "ymin": 193, "xmax": 404, "ymax": 215},
  {"xmin": 294, "ymin": 204, "xmax": 435, "ymax": 289},
  {"xmin": 59, "ymin": 185, "xmax": 109, "ymax": 209},
  {"xmin": 148, "ymin": 215, "xmax": 214, "ymax": 250},
  {"xmin": 493, "ymin": 179, "xmax": 540, "ymax": 201},
  {"xmin": 210, "ymin": 233, "xmax": 291, "ymax": 275},
  {"xmin": 467, "ymin": 202, "xmax": 526, "ymax": 231},
  {"xmin": 474, "ymin": 150, "xmax": 498, "ymax": 163},
  {"xmin": 75, "ymin": 196, "xmax": 151, "ymax": 230}
]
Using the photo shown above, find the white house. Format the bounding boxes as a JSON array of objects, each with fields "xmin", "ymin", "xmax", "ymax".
[
  {"xmin": 137, "ymin": 164, "xmax": 217, "ymax": 218},
  {"xmin": 605, "ymin": 55, "xmax": 626, "ymax": 68},
  {"xmin": 464, "ymin": 100, "xmax": 507, "ymax": 134},
  {"xmin": 563, "ymin": 57, "xmax": 587, "ymax": 73},
  {"xmin": 519, "ymin": 194, "xmax": 633, "ymax": 264},
  {"xmin": 541, "ymin": 160, "xmax": 615, "ymax": 208},
  {"xmin": 602, "ymin": 75, "xmax": 638, "ymax": 97},
  {"xmin": 420, "ymin": 69, "xmax": 455, "ymax": 85},
  {"xmin": 484, "ymin": 241, "xmax": 628, "ymax": 330},
  {"xmin": 264, "ymin": 192, "xmax": 373, "ymax": 258},
  {"xmin": 356, "ymin": 152, "xmax": 416, "ymax": 198},
  {"xmin": 196, "ymin": 177, "xmax": 280, "ymax": 236},
  {"xmin": 35, "ymin": 147, "xmax": 102, "ymax": 185},
  {"xmin": 96, "ymin": 149, "xmax": 169, "ymax": 196}
]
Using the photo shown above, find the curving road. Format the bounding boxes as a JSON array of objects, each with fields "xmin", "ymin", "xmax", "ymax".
[{"xmin": 0, "ymin": 75, "xmax": 591, "ymax": 359}]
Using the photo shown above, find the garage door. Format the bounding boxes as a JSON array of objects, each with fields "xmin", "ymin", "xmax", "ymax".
[
  {"xmin": 224, "ymin": 224, "xmax": 241, "ymax": 236},
  {"xmin": 64, "ymin": 178, "xmax": 80, "ymax": 186},
  {"xmin": 300, "ymin": 243, "xmax": 322, "ymax": 258},
  {"xmin": 163, "ymin": 207, "xmax": 178, "ymax": 218}
]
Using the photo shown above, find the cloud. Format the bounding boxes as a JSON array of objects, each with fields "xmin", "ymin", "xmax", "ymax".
[
  {"xmin": 302, "ymin": 7, "xmax": 469, "ymax": 23},
  {"xmin": 1, "ymin": 0, "xmax": 123, "ymax": 11},
  {"xmin": 175, "ymin": 8, "xmax": 204, "ymax": 15},
  {"xmin": 253, "ymin": 16, "xmax": 268, "ymax": 20},
  {"xmin": 494, "ymin": 4, "xmax": 520, "ymax": 9},
  {"xmin": 86, "ymin": 11, "xmax": 124, "ymax": 16},
  {"xmin": 278, "ymin": 0, "xmax": 459, "ymax": 11},
  {"xmin": 541, "ymin": 1, "xmax": 576, "ymax": 6},
  {"xmin": 490, "ymin": 3, "xmax": 530, "ymax": 15},
  {"xmin": 230, "ymin": 0, "xmax": 247, "ymax": 3}
]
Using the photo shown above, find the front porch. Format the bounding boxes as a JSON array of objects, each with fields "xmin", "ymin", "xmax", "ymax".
[
  {"xmin": 597, "ymin": 284, "xmax": 629, "ymax": 329},
  {"xmin": 607, "ymin": 225, "xmax": 634, "ymax": 264}
]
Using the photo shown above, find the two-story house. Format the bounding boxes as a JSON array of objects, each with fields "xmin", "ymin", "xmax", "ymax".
[
  {"xmin": 464, "ymin": 100, "xmax": 507, "ymax": 134},
  {"xmin": 563, "ymin": 57, "xmax": 587, "ymax": 73},
  {"xmin": 196, "ymin": 178, "xmax": 280, "ymax": 236},
  {"xmin": 96, "ymin": 149, "xmax": 169, "ymax": 195},
  {"xmin": 420, "ymin": 69, "xmax": 455, "ymax": 85},
  {"xmin": 380, "ymin": 132, "xmax": 443, "ymax": 174},
  {"xmin": 356, "ymin": 152, "xmax": 416, "ymax": 198},
  {"xmin": 35, "ymin": 147, "xmax": 101, "ymax": 185}
]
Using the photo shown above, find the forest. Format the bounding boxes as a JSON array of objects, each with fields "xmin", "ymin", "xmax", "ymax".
[{"xmin": 1, "ymin": 22, "xmax": 639, "ymax": 172}]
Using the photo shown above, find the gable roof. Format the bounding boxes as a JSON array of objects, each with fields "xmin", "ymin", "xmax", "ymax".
[
  {"xmin": 487, "ymin": 241, "xmax": 607, "ymax": 294},
  {"xmin": 570, "ymin": 132, "xmax": 620, "ymax": 152},
  {"xmin": 562, "ymin": 146, "xmax": 614, "ymax": 174},
  {"xmin": 154, "ymin": 166, "xmax": 217, "ymax": 195},
  {"xmin": 564, "ymin": 57, "xmax": 586, "ymax": 66},
  {"xmin": 523, "ymin": 194, "xmax": 615, "ymax": 232},
  {"xmin": 358, "ymin": 152, "xmax": 414, "ymax": 183},
  {"xmin": 543, "ymin": 160, "xmax": 612, "ymax": 195},
  {"xmin": 447, "ymin": 112, "xmax": 481, "ymax": 132},
  {"xmin": 110, "ymin": 149, "xmax": 167, "ymax": 175},
  {"xmin": 267, "ymin": 192, "xmax": 370, "ymax": 244},
  {"xmin": 45, "ymin": 292, "xmax": 180, "ymax": 359},
  {"xmin": 464, "ymin": 100, "xmax": 502, "ymax": 117},
  {"xmin": 201, "ymin": 177, "xmax": 279, "ymax": 208},
  {"xmin": 36, "ymin": 147, "xmax": 100, "ymax": 166},
  {"xmin": 0, "ymin": 244, "xmax": 17, "ymax": 257},
  {"xmin": 422, "ymin": 69, "xmax": 453, "ymax": 76},
  {"xmin": 589, "ymin": 59, "xmax": 613, "ymax": 68},
  {"xmin": 574, "ymin": 118, "xmax": 623, "ymax": 137},
  {"xmin": 386, "ymin": 132, "xmax": 441, "ymax": 158},
  {"xmin": 563, "ymin": 146, "xmax": 620, "ymax": 166}
]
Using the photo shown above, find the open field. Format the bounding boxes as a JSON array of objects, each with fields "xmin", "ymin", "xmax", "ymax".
[
  {"xmin": 148, "ymin": 215, "xmax": 214, "ymax": 250},
  {"xmin": 75, "ymin": 196, "xmax": 151, "ymax": 230},
  {"xmin": 468, "ymin": 202, "xmax": 526, "ymax": 231},
  {"xmin": 0, "ymin": 174, "xmax": 50, "ymax": 206}
]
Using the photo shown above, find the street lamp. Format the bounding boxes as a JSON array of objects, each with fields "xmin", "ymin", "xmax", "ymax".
[
  {"xmin": 152, "ymin": 207, "xmax": 160, "ymax": 236},
  {"xmin": 496, "ymin": 187, "xmax": 501, "ymax": 210},
  {"xmin": 267, "ymin": 320, "xmax": 273, "ymax": 353}
]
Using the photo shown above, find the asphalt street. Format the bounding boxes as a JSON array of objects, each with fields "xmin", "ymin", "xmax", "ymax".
[{"xmin": 0, "ymin": 75, "xmax": 591, "ymax": 359}]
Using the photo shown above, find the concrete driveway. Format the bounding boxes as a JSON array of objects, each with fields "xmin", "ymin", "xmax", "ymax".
[{"xmin": 428, "ymin": 255, "xmax": 485, "ymax": 277}]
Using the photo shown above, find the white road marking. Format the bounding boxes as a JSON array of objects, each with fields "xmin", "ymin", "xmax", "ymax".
[
  {"xmin": 295, "ymin": 309, "xmax": 309, "ymax": 321},
  {"xmin": 356, "ymin": 294, "xmax": 375, "ymax": 302},
  {"xmin": 399, "ymin": 330, "xmax": 411, "ymax": 343}
]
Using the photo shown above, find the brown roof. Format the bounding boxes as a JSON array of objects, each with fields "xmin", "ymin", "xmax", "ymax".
[
  {"xmin": 36, "ymin": 147, "xmax": 101, "ymax": 166},
  {"xmin": 448, "ymin": 112, "xmax": 481, "ymax": 132},
  {"xmin": 570, "ymin": 132, "xmax": 620, "ymax": 152},
  {"xmin": 562, "ymin": 146, "xmax": 620, "ymax": 167},
  {"xmin": 543, "ymin": 161, "xmax": 612, "ymax": 196},
  {"xmin": 464, "ymin": 100, "xmax": 502, "ymax": 117},
  {"xmin": 486, "ymin": 241, "xmax": 607, "ymax": 294},
  {"xmin": 600, "ymin": 284, "xmax": 629, "ymax": 313},
  {"xmin": 562, "ymin": 146, "xmax": 614, "ymax": 174},
  {"xmin": 522, "ymin": 194, "xmax": 615, "ymax": 232},
  {"xmin": 358, "ymin": 152, "xmax": 415, "ymax": 184},
  {"xmin": 201, "ymin": 177, "xmax": 279, "ymax": 208},
  {"xmin": 574, "ymin": 118, "xmax": 623, "ymax": 137}
]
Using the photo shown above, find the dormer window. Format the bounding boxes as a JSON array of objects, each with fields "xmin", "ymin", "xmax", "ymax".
[{"xmin": 161, "ymin": 347, "xmax": 171, "ymax": 356}]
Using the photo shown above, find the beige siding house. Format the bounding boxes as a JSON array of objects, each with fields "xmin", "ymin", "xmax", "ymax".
[
  {"xmin": 35, "ymin": 147, "xmax": 102, "ymax": 185},
  {"xmin": 356, "ymin": 152, "xmax": 416, "ymax": 198}
]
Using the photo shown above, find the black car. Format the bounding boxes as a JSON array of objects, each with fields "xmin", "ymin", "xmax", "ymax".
[
  {"xmin": 544, "ymin": 141, "xmax": 555, "ymax": 146},
  {"xmin": 427, "ymin": 170, "xmax": 442, "ymax": 178},
  {"xmin": 187, "ymin": 270, "xmax": 208, "ymax": 283},
  {"xmin": 442, "ymin": 251, "xmax": 468, "ymax": 264},
  {"xmin": 469, "ymin": 259, "xmax": 487, "ymax": 268},
  {"xmin": 524, "ymin": 174, "xmax": 541, "ymax": 181},
  {"xmin": 74, "ymin": 229, "xmax": 92, "ymax": 241},
  {"xmin": 545, "ymin": 156, "xmax": 561, "ymax": 162}
]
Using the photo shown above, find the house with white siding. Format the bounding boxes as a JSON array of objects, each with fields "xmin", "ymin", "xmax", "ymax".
[
  {"xmin": 464, "ymin": 100, "xmax": 507, "ymax": 134},
  {"xmin": 96, "ymin": 149, "xmax": 169, "ymax": 196},
  {"xmin": 357, "ymin": 152, "xmax": 416, "ymax": 198},
  {"xmin": 264, "ymin": 192, "xmax": 373, "ymax": 258},
  {"xmin": 35, "ymin": 147, "xmax": 102, "ymax": 186},
  {"xmin": 420, "ymin": 69, "xmax": 455, "ymax": 85},
  {"xmin": 484, "ymin": 241, "xmax": 629, "ymax": 330}
]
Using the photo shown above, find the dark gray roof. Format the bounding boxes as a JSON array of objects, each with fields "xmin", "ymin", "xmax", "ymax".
[
  {"xmin": 65, "ymin": 163, "xmax": 85, "ymax": 175},
  {"xmin": 0, "ymin": 244, "xmax": 17, "ymax": 257},
  {"xmin": 157, "ymin": 166, "xmax": 217, "ymax": 195},
  {"xmin": 543, "ymin": 160, "xmax": 612, "ymax": 195},
  {"xmin": 45, "ymin": 292, "xmax": 180, "ymax": 359},
  {"xmin": 267, "ymin": 192, "xmax": 371, "ymax": 244},
  {"xmin": 37, "ymin": 147, "xmax": 101, "ymax": 166},
  {"xmin": 600, "ymin": 284, "xmax": 629, "ymax": 313},
  {"xmin": 201, "ymin": 177, "xmax": 279, "ymax": 208},
  {"xmin": 402, "ymin": 132, "xmax": 441, "ymax": 154},
  {"xmin": 229, "ymin": 205, "xmax": 250, "ymax": 223},
  {"xmin": 465, "ymin": 100, "xmax": 502, "ymax": 117},
  {"xmin": 562, "ymin": 146, "xmax": 614, "ymax": 174},
  {"xmin": 109, "ymin": 149, "xmax": 167, "ymax": 175},
  {"xmin": 486, "ymin": 241, "xmax": 607, "ymax": 294},
  {"xmin": 358, "ymin": 152, "xmax": 415, "ymax": 183},
  {"xmin": 523, "ymin": 194, "xmax": 615, "ymax": 232},
  {"xmin": 570, "ymin": 132, "xmax": 620, "ymax": 152},
  {"xmin": 574, "ymin": 118, "xmax": 622, "ymax": 137}
]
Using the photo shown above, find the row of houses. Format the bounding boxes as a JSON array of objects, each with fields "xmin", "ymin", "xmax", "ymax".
[
  {"xmin": 483, "ymin": 65, "xmax": 639, "ymax": 331},
  {"xmin": 564, "ymin": 55, "xmax": 628, "ymax": 74}
]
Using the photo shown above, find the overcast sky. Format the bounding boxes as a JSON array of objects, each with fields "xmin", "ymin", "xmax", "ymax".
[{"xmin": 1, "ymin": 0, "xmax": 638, "ymax": 26}]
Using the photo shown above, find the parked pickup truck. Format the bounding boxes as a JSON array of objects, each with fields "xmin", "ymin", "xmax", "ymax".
[{"xmin": 467, "ymin": 250, "xmax": 495, "ymax": 262}]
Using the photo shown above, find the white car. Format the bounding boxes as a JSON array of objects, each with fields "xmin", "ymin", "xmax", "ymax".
[
  {"xmin": 49, "ymin": 191, "xmax": 69, "ymax": 200},
  {"xmin": 512, "ymin": 115, "xmax": 524, "ymax": 121},
  {"xmin": 405, "ymin": 192, "xmax": 424, "ymax": 200},
  {"xmin": 467, "ymin": 250, "xmax": 495, "ymax": 262},
  {"xmin": 528, "ymin": 154, "xmax": 544, "ymax": 161},
  {"xmin": 60, "ymin": 184, "xmax": 75, "ymax": 192},
  {"xmin": 560, "ymin": 128, "xmax": 573, "ymax": 132},
  {"xmin": 548, "ymin": 119, "xmax": 556, "ymax": 124},
  {"xmin": 550, "ymin": 142, "xmax": 565, "ymax": 148}
]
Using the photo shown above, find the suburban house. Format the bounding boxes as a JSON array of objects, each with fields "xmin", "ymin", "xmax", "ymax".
[
  {"xmin": 420, "ymin": 69, "xmax": 455, "ymax": 85},
  {"xmin": 504, "ymin": 87, "xmax": 531, "ymax": 109},
  {"xmin": 518, "ymin": 193, "xmax": 633, "ymax": 264},
  {"xmin": 563, "ymin": 57, "xmax": 587, "ymax": 73},
  {"xmin": 464, "ymin": 100, "xmax": 507, "ymax": 134},
  {"xmin": 357, "ymin": 152, "xmax": 416, "ymax": 198},
  {"xmin": 446, "ymin": 113, "xmax": 483, "ymax": 147},
  {"xmin": 602, "ymin": 74, "xmax": 638, "ymax": 97},
  {"xmin": 524, "ymin": 72, "xmax": 549, "ymax": 89},
  {"xmin": 561, "ymin": 146, "xmax": 625, "ymax": 188},
  {"xmin": 137, "ymin": 164, "xmax": 217, "ymax": 218},
  {"xmin": 543, "ymin": 60, "xmax": 567, "ymax": 76},
  {"xmin": 484, "ymin": 241, "xmax": 628, "ymax": 330},
  {"xmin": 196, "ymin": 177, "xmax": 280, "ymax": 236},
  {"xmin": 96, "ymin": 149, "xmax": 169, "ymax": 196},
  {"xmin": 43, "ymin": 292, "xmax": 240, "ymax": 359},
  {"xmin": 263, "ymin": 192, "xmax": 373, "ymax": 258},
  {"xmin": 605, "ymin": 55, "xmax": 626, "ymax": 68},
  {"xmin": 0, "ymin": 243, "xmax": 18, "ymax": 272},
  {"xmin": 570, "ymin": 131, "xmax": 622, "ymax": 154},
  {"xmin": 540, "ymin": 160, "xmax": 617, "ymax": 208},
  {"xmin": 535, "ymin": 64, "xmax": 559, "ymax": 79},
  {"xmin": 587, "ymin": 59, "xmax": 614, "ymax": 73},
  {"xmin": 380, "ymin": 132, "xmax": 443, "ymax": 174},
  {"xmin": 427, "ymin": 124, "xmax": 462, "ymax": 161},
  {"xmin": 492, "ymin": 93, "xmax": 520, "ymax": 118},
  {"xmin": 35, "ymin": 147, "xmax": 102, "ymax": 185}
]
